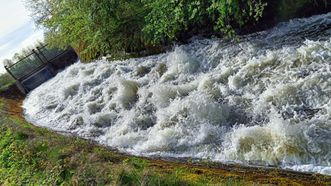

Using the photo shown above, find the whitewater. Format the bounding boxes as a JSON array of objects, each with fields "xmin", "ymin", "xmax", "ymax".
[{"xmin": 23, "ymin": 13, "xmax": 331, "ymax": 175}]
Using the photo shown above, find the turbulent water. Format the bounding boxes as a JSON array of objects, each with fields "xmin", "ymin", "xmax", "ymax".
[{"xmin": 23, "ymin": 13, "xmax": 331, "ymax": 175}]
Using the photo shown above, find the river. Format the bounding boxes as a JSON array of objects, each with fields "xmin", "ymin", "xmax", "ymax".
[{"xmin": 23, "ymin": 13, "xmax": 331, "ymax": 175}]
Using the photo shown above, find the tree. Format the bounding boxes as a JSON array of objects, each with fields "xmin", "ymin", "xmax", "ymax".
[
  {"xmin": 26, "ymin": 0, "xmax": 268, "ymax": 61},
  {"xmin": 25, "ymin": 0, "xmax": 149, "ymax": 61}
]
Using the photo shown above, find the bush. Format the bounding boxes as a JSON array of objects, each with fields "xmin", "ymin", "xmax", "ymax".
[
  {"xmin": 26, "ymin": 0, "xmax": 267, "ymax": 61},
  {"xmin": 143, "ymin": 0, "xmax": 267, "ymax": 44},
  {"xmin": 29, "ymin": 0, "xmax": 149, "ymax": 61}
]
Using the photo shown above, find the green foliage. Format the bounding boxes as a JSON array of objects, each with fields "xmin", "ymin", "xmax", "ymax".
[
  {"xmin": 143, "ymin": 0, "xmax": 267, "ymax": 43},
  {"xmin": 90, "ymin": 0, "xmax": 149, "ymax": 53},
  {"xmin": 208, "ymin": 0, "xmax": 267, "ymax": 37},
  {"xmin": 118, "ymin": 169, "xmax": 191, "ymax": 186},
  {"xmin": 0, "ymin": 73, "xmax": 15, "ymax": 91},
  {"xmin": 143, "ymin": 0, "xmax": 208, "ymax": 44},
  {"xmin": 0, "ymin": 125, "xmax": 51, "ymax": 184},
  {"xmin": 27, "ymin": 0, "xmax": 149, "ymax": 61},
  {"xmin": 26, "ymin": 0, "xmax": 268, "ymax": 61},
  {"xmin": 118, "ymin": 158, "xmax": 205, "ymax": 186}
]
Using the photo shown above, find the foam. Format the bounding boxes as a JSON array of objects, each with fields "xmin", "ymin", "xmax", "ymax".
[{"xmin": 23, "ymin": 13, "xmax": 331, "ymax": 175}]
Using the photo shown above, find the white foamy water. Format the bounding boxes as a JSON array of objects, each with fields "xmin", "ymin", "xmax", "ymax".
[{"xmin": 23, "ymin": 13, "xmax": 331, "ymax": 175}]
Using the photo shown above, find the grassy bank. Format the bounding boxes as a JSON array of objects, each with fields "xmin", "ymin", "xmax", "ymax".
[
  {"xmin": 0, "ymin": 73, "xmax": 15, "ymax": 92},
  {"xmin": 0, "ymin": 82, "xmax": 331, "ymax": 185}
]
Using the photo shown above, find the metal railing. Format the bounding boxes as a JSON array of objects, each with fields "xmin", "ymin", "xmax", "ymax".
[{"xmin": 4, "ymin": 45, "xmax": 70, "ymax": 81}]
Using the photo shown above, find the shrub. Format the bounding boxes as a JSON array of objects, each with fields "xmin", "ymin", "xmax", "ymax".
[
  {"xmin": 143, "ymin": 0, "xmax": 267, "ymax": 44},
  {"xmin": 26, "ymin": 0, "xmax": 268, "ymax": 60}
]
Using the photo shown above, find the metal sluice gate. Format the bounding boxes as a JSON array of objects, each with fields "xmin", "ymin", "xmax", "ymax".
[{"xmin": 5, "ymin": 45, "xmax": 79, "ymax": 94}]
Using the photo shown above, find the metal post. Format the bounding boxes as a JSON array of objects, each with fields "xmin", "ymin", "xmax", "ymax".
[
  {"xmin": 36, "ymin": 46, "xmax": 48, "ymax": 63},
  {"xmin": 32, "ymin": 49, "xmax": 47, "ymax": 64}
]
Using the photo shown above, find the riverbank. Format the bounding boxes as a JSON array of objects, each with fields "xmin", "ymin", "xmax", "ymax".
[{"xmin": 1, "ymin": 84, "xmax": 331, "ymax": 185}]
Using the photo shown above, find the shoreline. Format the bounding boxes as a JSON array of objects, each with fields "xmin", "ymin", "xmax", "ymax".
[{"xmin": 2, "ymin": 84, "xmax": 331, "ymax": 185}]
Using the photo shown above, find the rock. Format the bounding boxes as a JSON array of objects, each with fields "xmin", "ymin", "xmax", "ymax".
[
  {"xmin": 155, "ymin": 63, "xmax": 167, "ymax": 77},
  {"xmin": 135, "ymin": 66, "xmax": 151, "ymax": 77}
]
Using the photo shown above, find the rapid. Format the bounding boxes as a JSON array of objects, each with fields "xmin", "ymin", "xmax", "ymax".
[{"xmin": 23, "ymin": 13, "xmax": 331, "ymax": 175}]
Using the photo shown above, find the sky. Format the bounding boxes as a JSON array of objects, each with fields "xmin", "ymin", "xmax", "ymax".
[{"xmin": 0, "ymin": 0, "xmax": 44, "ymax": 73}]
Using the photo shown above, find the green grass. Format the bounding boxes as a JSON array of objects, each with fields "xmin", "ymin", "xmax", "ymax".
[{"xmin": 0, "ymin": 73, "xmax": 15, "ymax": 91}]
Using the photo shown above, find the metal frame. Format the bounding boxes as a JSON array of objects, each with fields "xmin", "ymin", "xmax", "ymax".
[
  {"xmin": 5, "ymin": 45, "xmax": 48, "ymax": 80},
  {"xmin": 4, "ymin": 45, "xmax": 78, "ymax": 94}
]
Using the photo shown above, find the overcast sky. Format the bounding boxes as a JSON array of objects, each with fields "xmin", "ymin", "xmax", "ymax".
[{"xmin": 0, "ymin": 0, "xmax": 44, "ymax": 73}]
